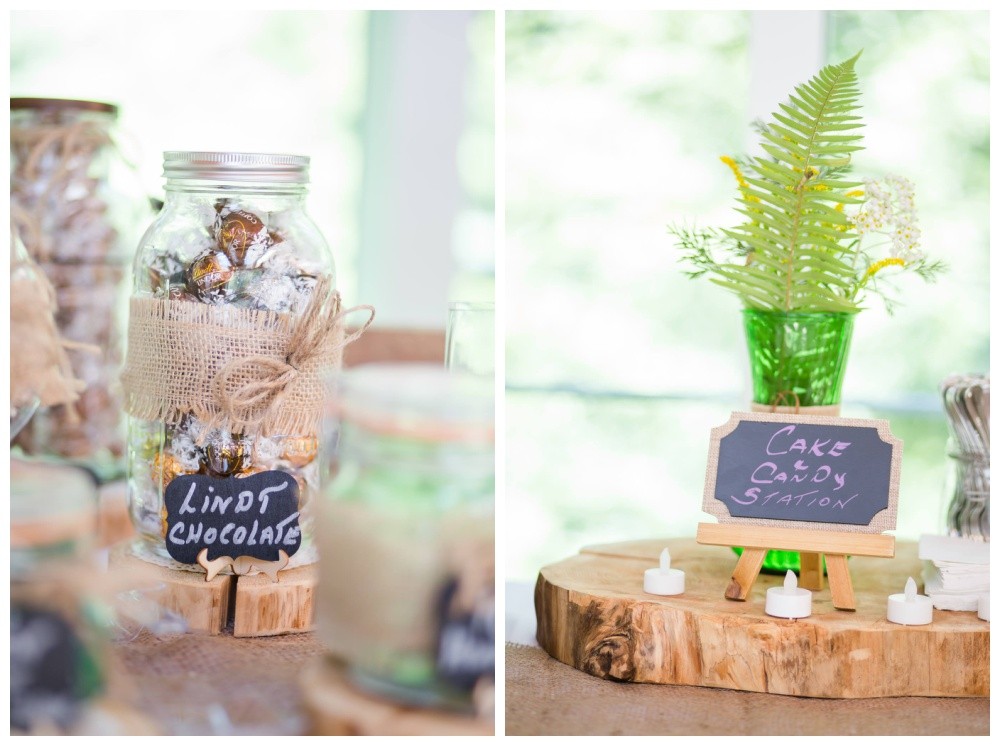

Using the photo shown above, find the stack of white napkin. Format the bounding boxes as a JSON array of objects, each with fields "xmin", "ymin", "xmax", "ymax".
[{"xmin": 919, "ymin": 534, "xmax": 990, "ymax": 611}]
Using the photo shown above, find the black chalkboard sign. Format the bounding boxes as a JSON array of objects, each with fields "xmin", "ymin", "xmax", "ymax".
[
  {"xmin": 703, "ymin": 412, "xmax": 901, "ymax": 533},
  {"xmin": 164, "ymin": 470, "xmax": 301, "ymax": 565},
  {"xmin": 10, "ymin": 606, "xmax": 85, "ymax": 732},
  {"xmin": 435, "ymin": 578, "xmax": 495, "ymax": 692}
]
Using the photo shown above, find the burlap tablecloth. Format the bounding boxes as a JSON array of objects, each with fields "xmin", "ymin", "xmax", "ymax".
[
  {"xmin": 113, "ymin": 630, "xmax": 328, "ymax": 735},
  {"xmin": 505, "ymin": 643, "xmax": 989, "ymax": 736}
]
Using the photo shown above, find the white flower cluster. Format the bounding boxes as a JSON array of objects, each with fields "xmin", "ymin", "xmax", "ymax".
[{"xmin": 849, "ymin": 175, "xmax": 923, "ymax": 262}]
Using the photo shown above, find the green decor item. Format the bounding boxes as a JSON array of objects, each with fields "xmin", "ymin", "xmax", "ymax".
[
  {"xmin": 672, "ymin": 52, "xmax": 943, "ymax": 574},
  {"xmin": 732, "ymin": 547, "xmax": 822, "ymax": 575},
  {"xmin": 743, "ymin": 310, "xmax": 855, "ymax": 408},
  {"xmin": 672, "ymin": 52, "xmax": 942, "ymax": 316}
]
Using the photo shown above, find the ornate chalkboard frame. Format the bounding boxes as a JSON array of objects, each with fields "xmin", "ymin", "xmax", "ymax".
[{"xmin": 701, "ymin": 411, "xmax": 902, "ymax": 534}]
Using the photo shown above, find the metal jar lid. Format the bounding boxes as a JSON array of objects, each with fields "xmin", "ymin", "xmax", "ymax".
[
  {"xmin": 10, "ymin": 97, "xmax": 118, "ymax": 116},
  {"xmin": 163, "ymin": 151, "xmax": 310, "ymax": 183}
]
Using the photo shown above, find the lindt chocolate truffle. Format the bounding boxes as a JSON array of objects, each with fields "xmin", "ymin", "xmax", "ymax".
[
  {"xmin": 185, "ymin": 250, "xmax": 235, "ymax": 301},
  {"xmin": 218, "ymin": 209, "xmax": 268, "ymax": 265}
]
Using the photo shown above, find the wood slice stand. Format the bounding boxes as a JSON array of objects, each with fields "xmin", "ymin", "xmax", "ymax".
[
  {"xmin": 108, "ymin": 541, "xmax": 316, "ymax": 637},
  {"xmin": 300, "ymin": 658, "xmax": 494, "ymax": 736},
  {"xmin": 535, "ymin": 538, "xmax": 989, "ymax": 698}
]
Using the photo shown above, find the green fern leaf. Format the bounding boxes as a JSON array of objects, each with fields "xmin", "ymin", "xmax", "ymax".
[{"xmin": 708, "ymin": 52, "xmax": 866, "ymax": 312}]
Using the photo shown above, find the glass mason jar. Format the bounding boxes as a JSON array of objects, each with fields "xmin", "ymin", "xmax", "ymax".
[
  {"xmin": 10, "ymin": 98, "xmax": 145, "ymax": 480},
  {"xmin": 125, "ymin": 152, "xmax": 335, "ymax": 563},
  {"xmin": 318, "ymin": 364, "xmax": 494, "ymax": 712}
]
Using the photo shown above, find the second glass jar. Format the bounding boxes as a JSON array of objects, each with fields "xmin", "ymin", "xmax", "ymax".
[{"xmin": 318, "ymin": 364, "xmax": 495, "ymax": 712}]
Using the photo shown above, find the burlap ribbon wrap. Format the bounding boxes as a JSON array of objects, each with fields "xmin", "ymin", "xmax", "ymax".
[
  {"xmin": 10, "ymin": 248, "xmax": 88, "ymax": 414},
  {"xmin": 121, "ymin": 278, "xmax": 374, "ymax": 438}
]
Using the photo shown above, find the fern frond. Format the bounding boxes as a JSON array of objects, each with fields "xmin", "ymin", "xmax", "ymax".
[{"xmin": 705, "ymin": 52, "xmax": 867, "ymax": 312}]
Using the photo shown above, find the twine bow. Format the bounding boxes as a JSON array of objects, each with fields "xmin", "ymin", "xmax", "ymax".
[{"xmin": 211, "ymin": 277, "xmax": 375, "ymax": 436}]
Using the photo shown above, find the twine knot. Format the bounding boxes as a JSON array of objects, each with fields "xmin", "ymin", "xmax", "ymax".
[
  {"xmin": 211, "ymin": 277, "xmax": 374, "ymax": 435},
  {"xmin": 770, "ymin": 390, "xmax": 802, "ymax": 414}
]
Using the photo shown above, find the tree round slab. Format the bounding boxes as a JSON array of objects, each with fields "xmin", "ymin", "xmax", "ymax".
[{"xmin": 535, "ymin": 539, "xmax": 988, "ymax": 698}]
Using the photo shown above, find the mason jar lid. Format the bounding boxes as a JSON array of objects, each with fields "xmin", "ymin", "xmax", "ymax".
[
  {"xmin": 332, "ymin": 363, "xmax": 494, "ymax": 443},
  {"xmin": 163, "ymin": 151, "xmax": 310, "ymax": 184},
  {"xmin": 11, "ymin": 97, "xmax": 118, "ymax": 116}
]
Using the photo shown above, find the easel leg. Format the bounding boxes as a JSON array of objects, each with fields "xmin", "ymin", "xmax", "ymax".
[
  {"xmin": 825, "ymin": 554, "xmax": 856, "ymax": 611},
  {"xmin": 725, "ymin": 548, "xmax": 766, "ymax": 600},
  {"xmin": 799, "ymin": 552, "xmax": 824, "ymax": 591}
]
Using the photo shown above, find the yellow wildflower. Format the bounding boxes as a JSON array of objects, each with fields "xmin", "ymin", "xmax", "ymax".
[
  {"xmin": 720, "ymin": 155, "xmax": 749, "ymax": 188},
  {"xmin": 862, "ymin": 257, "xmax": 906, "ymax": 283},
  {"xmin": 720, "ymin": 155, "xmax": 760, "ymax": 203}
]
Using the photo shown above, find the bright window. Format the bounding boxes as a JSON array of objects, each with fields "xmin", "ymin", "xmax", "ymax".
[{"xmin": 10, "ymin": 10, "xmax": 493, "ymax": 321}]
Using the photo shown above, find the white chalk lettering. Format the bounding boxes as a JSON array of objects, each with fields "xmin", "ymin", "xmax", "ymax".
[
  {"xmin": 204, "ymin": 527, "xmax": 217, "ymax": 543},
  {"xmin": 233, "ymin": 526, "xmax": 247, "ymax": 544},
  {"xmin": 168, "ymin": 522, "xmax": 186, "ymax": 544},
  {"xmin": 180, "ymin": 483, "xmax": 198, "ymax": 515},
  {"xmin": 211, "ymin": 494, "xmax": 233, "ymax": 514},
  {"xmin": 257, "ymin": 481, "xmax": 289, "ymax": 514},
  {"xmin": 220, "ymin": 523, "xmax": 235, "ymax": 545},
  {"xmin": 259, "ymin": 526, "xmax": 274, "ymax": 545},
  {"xmin": 235, "ymin": 491, "xmax": 254, "ymax": 513},
  {"xmin": 248, "ymin": 520, "xmax": 258, "ymax": 545}
]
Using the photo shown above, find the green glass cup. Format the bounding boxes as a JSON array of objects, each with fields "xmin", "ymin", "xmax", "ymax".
[{"xmin": 743, "ymin": 309, "xmax": 856, "ymax": 408}]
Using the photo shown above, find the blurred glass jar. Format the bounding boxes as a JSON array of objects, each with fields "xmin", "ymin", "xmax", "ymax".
[
  {"xmin": 11, "ymin": 458, "xmax": 99, "ymax": 579},
  {"xmin": 11, "ymin": 97, "xmax": 147, "ymax": 480},
  {"xmin": 11, "ymin": 459, "xmax": 106, "ymax": 734},
  {"xmin": 10, "ymin": 227, "xmax": 44, "ymax": 435},
  {"xmin": 11, "ymin": 571, "xmax": 109, "ymax": 735},
  {"xmin": 318, "ymin": 364, "xmax": 495, "ymax": 711},
  {"xmin": 126, "ymin": 152, "xmax": 335, "ymax": 562}
]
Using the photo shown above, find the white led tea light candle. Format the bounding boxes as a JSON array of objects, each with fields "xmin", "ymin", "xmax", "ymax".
[
  {"xmin": 886, "ymin": 577, "xmax": 934, "ymax": 626},
  {"xmin": 765, "ymin": 570, "xmax": 812, "ymax": 619},
  {"xmin": 643, "ymin": 548, "xmax": 685, "ymax": 596}
]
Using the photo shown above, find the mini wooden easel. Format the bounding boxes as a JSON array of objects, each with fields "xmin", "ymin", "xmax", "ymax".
[{"xmin": 696, "ymin": 523, "xmax": 895, "ymax": 610}]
